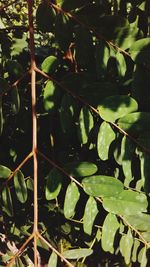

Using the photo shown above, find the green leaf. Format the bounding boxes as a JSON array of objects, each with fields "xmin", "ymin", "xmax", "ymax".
[
  {"xmin": 11, "ymin": 86, "xmax": 20, "ymax": 114},
  {"xmin": 0, "ymin": 165, "xmax": 11, "ymax": 179},
  {"xmin": 14, "ymin": 170, "xmax": 28, "ymax": 203},
  {"xmin": 41, "ymin": 56, "xmax": 59, "ymax": 74},
  {"xmin": 36, "ymin": 3, "xmax": 56, "ymax": 32},
  {"xmin": 138, "ymin": 247, "xmax": 147, "ymax": 266},
  {"xmin": 98, "ymin": 95, "xmax": 138, "ymax": 122},
  {"xmin": 129, "ymin": 38, "xmax": 150, "ymax": 64},
  {"xmin": 124, "ymin": 213, "xmax": 150, "ymax": 231},
  {"xmin": 132, "ymin": 239, "xmax": 140, "ymax": 263},
  {"xmin": 103, "ymin": 190, "xmax": 148, "ymax": 215},
  {"xmin": 65, "ymin": 161, "xmax": 97, "ymax": 178},
  {"xmin": 101, "ymin": 213, "xmax": 119, "ymax": 253},
  {"xmin": 15, "ymin": 258, "xmax": 24, "ymax": 267},
  {"xmin": 83, "ymin": 197, "xmax": 98, "ymax": 235},
  {"xmin": 62, "ymin": 248, "xmax": 93, "ymax": 259},
  {"xmin": 48, "ymin": 252, "xmax": 58, "ymax": 267},
  {"xmin": 141, "ymin": 232, "xmax": 150, "ymax": 243},
  {"xmin": 59, "ymin": 94, "xmax": 79, "ymax": 135},
  {"xmin": 82, "ymin": 175, "xmax": 124, "ymax": 198},
  {"xmin": 97, "ymin": 121, "xmax": 116, "ymax": 160},
  {"xmin": 138, "ymin": 151, "xmax": 150, "ymax": 193},
  {"xmin": 0, "ymin": 96, "xmax": 3, "ymax": 135},
  {"xmin": 120, "ymin": 229, "xmax": 133, "ymax": 264},
  {"xmin": 45, "ymin": 168, "xmax": 63, "ymax": 200},
  {"xmin": 0, "ymin": 77, "xmax": 9, "ymax": 94},
  {"xmin": 77, "ymin": 106, "xmax": 94, "ymax": 145},
  {"xmin": 43, "ymin": 80, "xmax": 61, "ymax": 113},
  {"xmin": 95, "ymin": 40, "xmax": 110, "ymax": 77},
  {"xmin": 64, "ymin": 182, "xmax": 80, "ymax": 218},
  {"xmin": 121, "ymin": 136, "xmax": 135, "ymax": 186},
  {"xmin": 2, "ymin": 186, "xmax": 13, "ymax": 217},
  {"xmin": 118, "ymin": 112, "xmax": 150, "ymax": 134},
  {"xmin": 116, "ymin": 52, "xmax": 127, "ymax": 77}
]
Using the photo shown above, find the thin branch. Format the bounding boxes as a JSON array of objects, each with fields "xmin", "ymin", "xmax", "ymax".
[
  {"xmin": 27, "ymin": 0, "xmax": 38, "ymax": 266},
  {"xmin": 35, "ymin": 67, "xmax": 150, "ymax": 156},
  {"xmin": 6, "ymin": 233, "xmax": 34, "ymax": 267},
  {"xmin": 38, "ymin": 233, "xmax": 75, "ymax": 267},
  {"xmin": 38, "ymin": 150, "xmax": 82, "ymax": 187}
]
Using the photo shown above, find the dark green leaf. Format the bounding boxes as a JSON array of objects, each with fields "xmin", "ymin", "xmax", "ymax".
[
  {"xmin": 82, "ymin": 175, "xmax": 124, "ymax": 198},
  {"xmin": 14, "ymin": 170, "xmax": 28, "ymax": 203},
  {"xmin": 2, "ymin": 186, "xmax": 13, "ymax": 217},
  {"xmin": 11, "ymin": 86, "xmax": 20, "ymax": 114},
  {"xmin": 0, "ymin": 78, "xmax": 9, "ymax": 94},
  {"xmin": 0, "ymin": 165, "xmax": 11, "ymax": 179},
  {"xmin": 45, "ymin": 168, "xmax": 63, "ymax": 200},
  {"xmin": 0, "ymin": 97, "xmax": 3, "ymax": 135},
  {"xmin": 36, "ymin": 3, "xmax": 56, "ymax": 32}
]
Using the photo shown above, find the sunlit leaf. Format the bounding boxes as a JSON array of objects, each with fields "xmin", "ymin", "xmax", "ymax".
[
  {"xmin": 43, "ymin": 81, "xmax": 61, "ymax": 113},
  {"xmin": 41, "ymin": 56, "xmax": 59, "ymax": 74},
  {"xmin": 120, "ymin": 229, "xmax": 133, "ymax": 264},
  {"xmin": 132, "ymin": 239, "xmax": 140, "ymax": 263},
  {"xmin": 82, "ymin": 175, "xmax": 124, "ymax": 198},
  {"xmin": 103, "ymin": 190, "xmax": 148, "ymax": 215},
  {"xmin": 14, "ymin": 170, "xmax": 28, "ymax": 203},
  {"xmin": 64, "ymin": 182, "xmax": 80, "ymax": 218},
  {"xmin": 83, "ymin": 197, "xmax": 98, "ymax": 235},
  {"xmin": 138, "ymin": 247, "xmax": 147, "ymax": 266},
  {"xmin": 124, "ymin": 213, "xmax": 150, "ymax": 231},
  {"xmin": 98, "ymin": 95, "xmax": 138, "ymax": 122},
  {"xmin": 62, "ymin": 248, "xmax": 93, "ymax": 259},
  {"xmin": 97, "ymin": 121, "xmax": 115, "ymax": 160},
  {"xmin": 48, "ymin": 252, "xmax": 57, "ymax": 267},
  {"xmin": 129, "ymin": 38, "xmax": 150, "ymax": 64},
  {"xmin": 101, "ymin": 213, "xmax": 119, "ymax": 253}
]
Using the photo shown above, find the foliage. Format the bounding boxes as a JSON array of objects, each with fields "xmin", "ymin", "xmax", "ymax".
[{"xmin": 0, "ymin": 0, "xmax": 150, "ymax": 266}]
